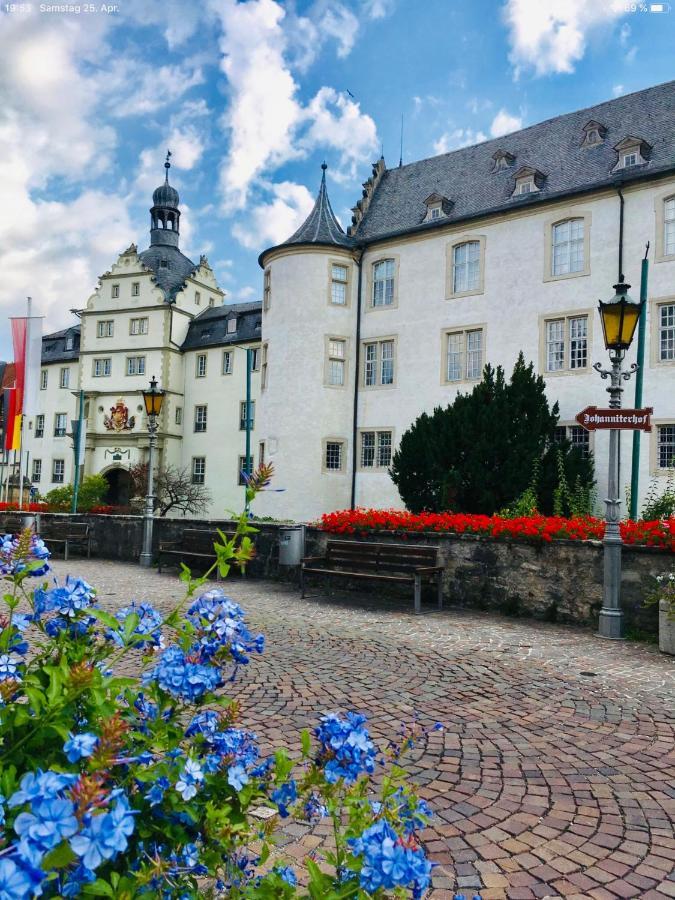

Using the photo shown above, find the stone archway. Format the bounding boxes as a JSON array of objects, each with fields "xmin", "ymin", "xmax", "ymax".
[{"xmin": 103, "ymin": 467, "xmax": 131, "ymax": 506}]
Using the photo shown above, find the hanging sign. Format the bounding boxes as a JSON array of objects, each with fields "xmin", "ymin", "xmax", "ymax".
[{"xmin": 575, "ymin": 406, "xmax": 653, "ymax": 432}]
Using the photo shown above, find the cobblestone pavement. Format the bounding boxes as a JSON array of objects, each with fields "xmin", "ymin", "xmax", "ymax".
[{"xmin": 52, "ymin": 560, "xmax": 675, "ymax": 900}]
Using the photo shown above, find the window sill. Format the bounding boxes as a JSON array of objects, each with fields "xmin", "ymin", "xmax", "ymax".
[
  {"xmin": 446, "ymin": 288, "xmax": 484, "ymax": 300},
  {"xmin": 543, "ymin": 268, "xmax": 590, "ymax": 283},
  {"xmin": 655, "ymin": 253, "xmax": 675, "ymax": 265},
  {"xmin": 543, "ymin": 366, "xmax": 590, "ymax": 377}
]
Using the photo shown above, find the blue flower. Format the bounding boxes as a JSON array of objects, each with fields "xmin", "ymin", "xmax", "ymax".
[
  {"xmin": 143, "ymin": 646, "xmax": 221, "ymax": 702},
  {"xmin": 0, "ymin": 653, "xmax": 22, "ymax": 683},
  {"xmin": 315, "ymin": 712, "xmax": 377, "ymax": 784},
  {"xmin": 64, "ymin": 732, "xmax": 98, "ymax": 763},
  {"xmin": 348, "ymin": 819, "xmax": 432, "ymax": 898},
  {"xmin": 108, "ymin": 602, "xmax": 163, "ymax": 648},
  {"xmin": 70, "ymin": 794, "xmax": 136, "ymax": 870},
  {"xmin": 0, "ymin": 533, "xmax": 50, "ymax": 578},
  {"xmin": 0, "ymin": 857, "xmax": 44, "ymax": 900},
  {"xmin": 60, "ymin": 863, "xmax": 96, "ymax": 897},
  {"xmin": 186, "ymin": 591, "xmax": 264, "ymax": 670},
  {"xmin": 304, "ymin": 793, "xmax": 328, "ymax": 820},
  {"xmin": 175, "ymin": 759, "xmax": 204, "ymax": 801},
  {"xmin": 273, "ymin": 866, "xmax": 297, "ymax": 886},
  {"xmin": 34, "ymin": 576, "xmax": 94, "ymax": 619},
  {"xmin": 14, "ymin": 797, "xmax": 78, "ymax": 867},
  {"xmin": 184, "ymin": 710, "xmax": 221, "ymax": 739},
  {"xmin": 227, "ymin": 764, "xmax": 248, "ymax": 791},
  {"xmin": 271, "ymin": 780, "xmax": 297, "ymax": 818},
  {"xmin": 145, "ymin": 777, "xmax": 169, "ymax": 807},
  {"xmin": 9, "ymin": 770, "xmax": 78, "ymax": 808}
]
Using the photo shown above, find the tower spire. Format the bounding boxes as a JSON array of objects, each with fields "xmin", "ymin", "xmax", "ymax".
[
  {"xmin": 165, "ymin": 149, "xmax": 172, "ymax": 183},
  {"xmin": 150, "ymin": 152, "xmax": 180, "ymax": 248}
]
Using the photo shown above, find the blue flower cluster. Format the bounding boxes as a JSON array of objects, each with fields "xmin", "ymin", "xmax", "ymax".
[
  {"xmin": 314, "ymin": 712, "xmax": 377, "ymax": 784},
  {"xmin": 143, "ymin": 646, "xmax": 221, "ymax": 701},
  {"xmin": 187, "ymin": 590, "xmax": 264, "ymax": 667},
  {"xmin": 108, "ymin": 601, "xmax": 163, "ymax": 649},
  {"xmin": 271, "ymin": 779, "xmax": 297, "ymax": 818},
  {"xmin": 33, "ymin": 577, "xmax": 97, "ymax": 636},
  {"xmin": 348, "ymin": 819, "xmax": 433, "ymax": 899},
  {"xmin": 0, "ymin": 533, "xmax": 50, "ymax": 578},
  {"xmin": 184, "ymin": 711, "xmax": 262, "ymax": 793},
  {"xmin": 3, "ymin": 770, "xmax": 136, "ymax": 898}
]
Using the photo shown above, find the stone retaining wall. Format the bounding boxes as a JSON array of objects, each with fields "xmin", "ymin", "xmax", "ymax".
[{"xmin": 19, "ymin": 513, "xmax": 666, "ymax": 634}]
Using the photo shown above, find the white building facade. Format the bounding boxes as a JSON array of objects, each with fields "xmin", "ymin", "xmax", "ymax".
[
  {"xmin": 22, "ymin": 159, "xmax": 261, "ymax": 516},
  {"xmin": 256, "ymin": 82, "xmax": 675, "ymax": 522}
]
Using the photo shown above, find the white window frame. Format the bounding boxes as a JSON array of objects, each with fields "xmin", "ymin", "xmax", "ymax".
[
  {"xmin": 195, "ymin": 291, "xmax": 201, "ymax": 306},
  {"xmin": 238, "ymin": 455, "xmax": 254, "ymax": 485},
  {"xmin": 554, "ymin": 424, "xmax": 592, "ymax": 459},
  {"xmin": 656, "ymin": 425, "xmax": 675, "ymax": 470},
  {"xmin": 261, "ymin": 343, "xmax": 268, "ymax": 390},
  {"xmin": 175, "ymin": 406, "xmax": 182, "ymax": 426},
  {"xmin": 59, "ymin": 367, "xmax": 69, "ymax": 389},
  {"xmin": 362, "ymin": 337, "xmax": 396, "ymax": 388},
  {"xmin": 621, "ymin": 151, "xmax": 638, "ymax": 168},
  {"xmin": 40, "ymin": 370, "xmax": 48, "ymax": 390},
  {"xmin": 551, "ymin": 218, "xmax": 585, "ymax": 277},
  {"xmin": 227, "ymin": 318, "xmax": 237, "ymax": 334},
  {"xmin": 443, "ymin": 327, "xmax": 485, "ymax": 383},
  {"xmin": 129, "ymin": 317, "xmax": 148, "ymax": 336},
  {"xmin": 32, "ymin": 459, "xmax": 42, "ymax": 483},
  {"xmin": 326, "ymin": 338, "xmax": 347, "ymax": 387},
  {"xmin": 131, "ymin": 282, "xmax": 140, "ymax": 297},
  {"xmin": 35, "ymin": 415, "xmax": 45, "ymax": 438},
  {"xmin": 263, "ymin": 268, "xmax": 271, "ymax": 311},
  {"xmin": 323, "ymin": 440, "xmax": 345, "ymax": 473},
  {"xmin": 52, "ymin": 459, "xmax": 65, "ymax": 483},
  {"xmin": 191, "ymin": 457, "xmax": 206, "ymax": 485},
  {"xmin": 330, "ymin": 263, "xmax": 349, "ymax": 306},
  {"xmin": 54, "ymin": 414, "xmax": 67, "ymax": 438},
  {"xmin": 665, "ymin": 197, "xmax": 675, "ymax": 258},
  {"xmin": 240, "ymin": 400, "xmax": 255, "ymax": 431},
  {"xmin": 222, "ymin": 351, "xmax": 233, "ymax": 375},
  {"xmin": 196, "ymin": 354, "xmax": 207, "ymax": 378},
  {"xmin": 359, "ymin": 429, "xmax": 393, "ymax": 470},
  {"xmin": 194, "ymin": 405, "xmax": 208, "ymax": 433},
  {"xmin": 541, "ymin": 313, "xmax": 590, "ymax": 375},
  {"xmin": 126, "ymin": 356, "xmax": 146, "ymax": 376},
  {"xmin": 372, "ymin": 259, "xmax": 395, "ymax": 307},
  {"xmin": 111, "ymin": 284, "xmax": 120, "ymax": 299},
  {"xmin": 250, "ymin": 347, "xmax": 260, "ymax": 371},
  {"xmin": 96, "ymin": 320, "xmax": 114, "ymax": 338},
  {"xmin": 93, "ymin": 358, "xmax": 111, "ymax": 378}
]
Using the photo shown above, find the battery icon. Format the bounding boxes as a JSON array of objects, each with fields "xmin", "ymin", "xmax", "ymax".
[{"xmin": 650, "ymin": 3, "xmax": 670, "ymax": 10}]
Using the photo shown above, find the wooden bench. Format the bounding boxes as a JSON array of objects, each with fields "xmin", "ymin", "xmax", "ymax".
[
  {"xmin": 300, "ymin": 540, "xmax": 444, "ymax": 615},
  {"xmin": 157, "ymin": 528, "xmax": 237, "ymax": 575},
  {"xmin": 40, "ymin": 522, "xmax": 91, "ymax": 561}
]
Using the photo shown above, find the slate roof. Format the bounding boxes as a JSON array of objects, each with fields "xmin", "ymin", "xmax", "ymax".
[
  {"xmin": 138, "ymin": 246, "xmax": 198, "ymax": 300},
  {"xmin": 353, "ymin": 80, "xmax": 675, "ymax": 242},
  {"xmin": 181, "ymin": 302, "xmax": 262, "ymax": 351},
  {"xmin": 41, "ymin": 326, "xmax": 81, "ymax": 364},
  {"xmin": 280, "ymin": 164, "xmax": 354, "ymax": 250}
]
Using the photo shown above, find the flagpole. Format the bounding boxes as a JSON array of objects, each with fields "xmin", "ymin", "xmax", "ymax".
[
  {"xmin": 17, "ymin": 298, "xmax": 32, "ymax": 512},
  {"xmin": 71, "ymin": 389, "xmax": 85, "ymax": 514}
]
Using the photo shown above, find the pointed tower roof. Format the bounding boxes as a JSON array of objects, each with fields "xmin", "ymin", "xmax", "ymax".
[{"xmin": 260, "ymin": 164, "xmax": 354, "ymax": 264}]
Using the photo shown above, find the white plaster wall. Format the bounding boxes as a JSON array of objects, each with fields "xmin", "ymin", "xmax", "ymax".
[
  {"xmin": 256, "ymin": 248, "xmax": 357, "ymax": 521},
  {"xmin": 23, "ymin": 361, "xmax": 78, "ymax": 490},
  {"xmin": 181, "ymin": 344, "xmax": 261, "ymax": 517}
]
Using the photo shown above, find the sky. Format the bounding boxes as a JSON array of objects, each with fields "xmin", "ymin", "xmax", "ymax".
[{"xmin": 0, "ymin": 0, "xmax": 674, "ymax": 359}]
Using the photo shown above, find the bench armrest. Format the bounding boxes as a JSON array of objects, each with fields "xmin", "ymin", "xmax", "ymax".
[
  {"xmin": 301, "ymin": 555, "xmax": 326, "ymax": 565},
  {"xmin": 159, "ymin": 541, "xmax": 180, "ymax": 550},
  {"xmin": 414, "ymin": 565, "xmax": 444, "ymax": 575}
]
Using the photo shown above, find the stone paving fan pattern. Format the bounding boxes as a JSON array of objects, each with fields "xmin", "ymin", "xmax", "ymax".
[{"xmin": 51, "ymin": 560, "xmax": 675, "ymax": 900}]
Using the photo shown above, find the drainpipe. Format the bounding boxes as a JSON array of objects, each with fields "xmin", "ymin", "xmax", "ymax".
[
  {"xmin": 350, "ymin": 249, "xmax": 364, "ymax": 509},
  {"xmin": 616, "ymin": 187, "xmax": 624, "ymax": 496}
]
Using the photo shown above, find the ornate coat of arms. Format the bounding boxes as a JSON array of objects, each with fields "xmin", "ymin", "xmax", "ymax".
[{"xmin": 104, "ymin": 399, "xmax": 135, "ymax": 432}]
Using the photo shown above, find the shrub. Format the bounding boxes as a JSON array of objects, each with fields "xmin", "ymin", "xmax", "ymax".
[
  {"xmin": 0, "ymin": 466, "xmax": 437, "ymax": 898},
  {"xmin": 44, "ymin": 475, "xmax": 109, "ymax": 513}
]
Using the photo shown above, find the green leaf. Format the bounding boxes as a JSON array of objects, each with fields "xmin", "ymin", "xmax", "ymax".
[
  {"xmin": 88, "ymin": 608, "xmax": 120, "ymax": 630},
  {"xmin": 301, "ymin": 728, "xmax": 311, "ymax": 757},
  {"xmin": 82, "ymin": 879, "xmax": 114, "ymax": 896},
  {"xmin": 42, "ymin": 841, "xmax": 77, "ymax": 869}
]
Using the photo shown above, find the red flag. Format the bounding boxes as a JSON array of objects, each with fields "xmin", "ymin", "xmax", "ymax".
[{"xmin": 11, "ymin": 318, "xmax": 27, "ymax": 414}]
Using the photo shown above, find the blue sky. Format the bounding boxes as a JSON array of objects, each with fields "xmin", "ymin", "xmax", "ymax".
[{"xmin": 1, "ymin": 0, "xmax": 674, "ymax": 359}]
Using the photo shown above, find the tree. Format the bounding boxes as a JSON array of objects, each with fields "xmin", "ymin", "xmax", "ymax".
[
  {"xmin": 390, "ymin": 353, "xmax": 595, "ymax": 515},
  {"xmin": 129, "ymin": 462, "xmax": 212, "ymax": 517},
  {"xmin": 44, "ymin": 473, "xmax": 108, "ymax": 512}
]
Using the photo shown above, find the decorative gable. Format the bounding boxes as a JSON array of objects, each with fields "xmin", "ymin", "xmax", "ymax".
[
  {"xmin": 511, "ymin": 165, "xmax": 545, "ymax": 197},
  {"xmin": 422, "ymin": 192, "xmax": 453, "ymax": 222},
  {"xmin": 611, "ymin": 135, "xmax": 652, "ymax": 172},
  {"xmin": 581, "ymin": 120, "xmax": 607, "ymax": 148},
  {"xmin": 348, "ymin": 157, "xmax": 387, "ymax": 235},
  {"xmin": 491, "ymin": 149, "xmax": 515, "ymax": 173}
]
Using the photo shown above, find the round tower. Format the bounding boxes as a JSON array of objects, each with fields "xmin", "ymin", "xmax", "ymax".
[
  {"xmin": 256, "ymin": 164, "xmax": 358, "ymax": 521},
  {"xmin": 150, "ymin": 151, "xmax": 181, "ymax": 248}
]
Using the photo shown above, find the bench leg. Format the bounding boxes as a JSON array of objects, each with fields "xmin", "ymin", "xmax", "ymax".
[
  {"xmin": 64, "ymin": 541, "xmax": 69, "ymax": 562},
  {"xmin": 300, "ymin": 568, "xmax": 305, "ymax": 598},
  {"xmin": 414, "ymin": 574, "xmax": 422, "ymax": 615},
  {"xmin": 437, "ymin": 572, "xmax": 444, "ymax": 610}
]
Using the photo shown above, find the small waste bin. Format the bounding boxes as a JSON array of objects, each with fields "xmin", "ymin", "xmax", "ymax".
[{"xmin": 278, "ymin": 525, "xmax": 305, "ymax": 566}]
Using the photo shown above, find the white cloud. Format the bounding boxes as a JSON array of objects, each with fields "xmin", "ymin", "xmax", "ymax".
[
  {"xmin": 106, "ymin": 61, "xmax": 205, "ymax": 118},
  {"xmin": 213, "ymin": 0, "xmax": 378, "ymax": 215},
  {"xmin": 612, "ymin": 83, "xmax": 625, "ymax": 97},
  {"xmin": 433, "ymin": 129, "xmax": 488, "ymax": 154},
  {"xmin": 619, "ymin": 22, "xmax": 631, "ymax": 46},
  {"xmin": 361, "ymin": 0, "xmax": 396, "ymax": 18},
  {"xmin": 236, "ymin": 286, "xmax": 257, "ymax": 301},
  {"xmin": 231, "ymin": 181, "xmax": 315, "ymax": 250},
  {"xmin": 286, "ymin": 0, "xmax": 360, "ymax": 71},
  {"xmin": 490, "ymin": 108, "xmax": 523, "ymax": 137},
  {"xmin": 503, "ymin": 0, "xmax": 626, "ymax": 77}
]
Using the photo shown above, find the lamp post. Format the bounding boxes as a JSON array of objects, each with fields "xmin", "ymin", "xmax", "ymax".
[
  {"xmin": 139, "ymin": 376, "xmax": 165, "ymax": 568},
  {"xmin": 594, "ymin": 276, "xmax": 642, "ymax": 639}
]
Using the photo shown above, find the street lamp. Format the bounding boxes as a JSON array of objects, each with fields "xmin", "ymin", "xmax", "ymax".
[
  {"xmin": 594, "ymin": 276, "xmax": 642, "ymax": 639},
  {"xmin": 139, "ymin": 376, "xmax": 165, "ymax": 567}
]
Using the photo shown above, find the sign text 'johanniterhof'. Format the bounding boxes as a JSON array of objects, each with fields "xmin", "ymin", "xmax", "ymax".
[{"xmin": 575, "ymin": 406, "xmax": 654, "ymax": 432}]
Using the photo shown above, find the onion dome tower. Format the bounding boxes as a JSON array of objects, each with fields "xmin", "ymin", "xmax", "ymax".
[{"xmin": 149, "ymin": 150, "xmax": 181, "ymax": 248}]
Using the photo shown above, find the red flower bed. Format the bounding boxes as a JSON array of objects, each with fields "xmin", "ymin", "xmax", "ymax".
[
  {"xmin": 319, "ymin": 508, "xmax": 675, "ymax": 551},
  {"xmin": 0, "ymin": 501, "xmax": 49, "ymax": 512}
]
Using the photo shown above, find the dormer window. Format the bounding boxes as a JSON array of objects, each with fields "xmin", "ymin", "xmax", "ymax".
[
  {"xmin": 65, "ymin": 335, "xmax": 74, "ymax": 351},
  {"xmin": 160, "ymin": 259, "xmax": 168, "ymax": 268},
  {"xmin": 581, "ymin": 120, "xmax": 607, "ymax": 148},
  {"xmin": 422, "ymin": 193, "xmax": 452, "ymax": 223},
  {"xmin": 491, "ymin": 149, "xmax": 515, "ymax": 173},
  {"xmin": 226, "ymin": 317, "xmax": 237, "ymax": 334},
  {"xmin": 611, "ymin": 136, "xmax": 651, "ymax": 173},
  {"xmin": 511, "ymin": 166, "xmax": 544, "ymax": 198}
]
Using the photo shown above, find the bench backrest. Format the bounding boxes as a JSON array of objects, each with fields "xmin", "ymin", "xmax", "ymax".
[
  {"xmin": 325, "ymin": 540, "xmax": 438, "ymax": 573},
  {"xmin": 42, "ymin": 522, "xmax": 89, "ymax": 539},
  {"xmin": 0, "ymin": 516, "xmax": 27, "ymax": 535},
  {"xmin": 182, "ymin": 529, "xmax": 236, "ymax": 551}
]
